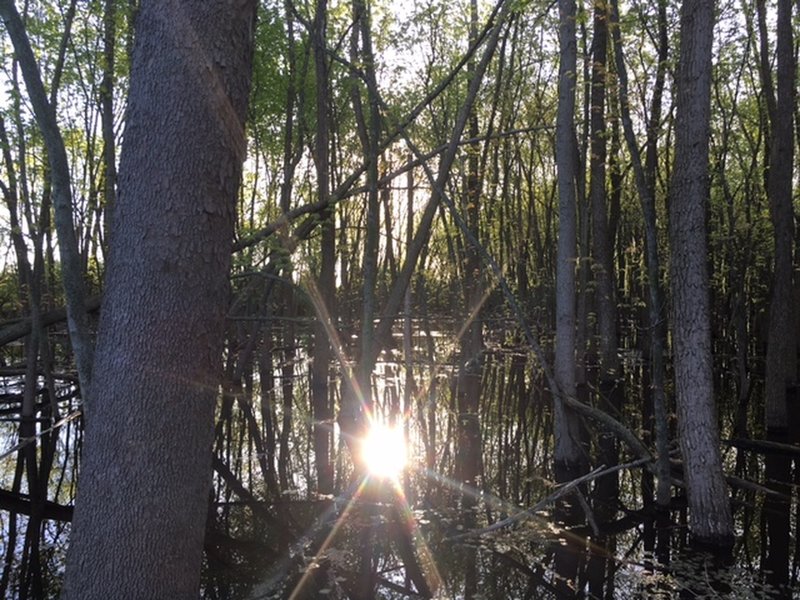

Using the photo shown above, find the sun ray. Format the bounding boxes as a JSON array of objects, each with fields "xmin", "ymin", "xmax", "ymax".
[
  {"xmin": 387, "ymin": 477, "xmax": 444, "ymax": 594},
  {"xmin": 287, "ymin": 476, "xmax": 371, "ymax": 600},
  {"xmin": 303, "ymin": 275, "xmax": 366, "ymax": 408}
]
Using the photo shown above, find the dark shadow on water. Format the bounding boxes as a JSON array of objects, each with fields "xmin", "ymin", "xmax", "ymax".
[{"xmin": 762, "ymin": 424, "xmax": 793, "ymax": 600}]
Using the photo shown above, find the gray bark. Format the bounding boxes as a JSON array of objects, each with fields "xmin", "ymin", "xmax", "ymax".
[
  {"xmin": 588, "ymin": 0, "xmax": 622, "ymax": 521},
  {"xmin": 63, "ymin": 1, "xmax": 257, "ymax": 597},
  {"xmin": 668, "ymin": 0, "xmax": 734, "ymax": 549},
  {"xmin": 589, "ymin": 1, "xmax": 618, "ymax": 384},
  {"xmin": 554, "ymin": 0, "xmax": 586, "ymax": 482}
]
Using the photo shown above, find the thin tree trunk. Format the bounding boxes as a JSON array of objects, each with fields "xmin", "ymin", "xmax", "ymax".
[
  {"xmin": 764, "ymin": 0, "xmax": 796, "ymax": 437},
  {"xmin": 609, "ymin": 0, "xmax": 671, "ymax": 508},
  {"xmin": 554, "ymin": 0, "xmax": 586, "ymax": 485},
  {"xmin": 553, "ymin": 0, "xmax": 587, "ymax": 592},
  {"xmin": 459, "ymin": 4, "xmax": 483, "ymax": 599},
  {"xmin": 101, "ymin": 0, "xmax": 117, "ymax": 250},
  {"xmin": 456, "ymin": 0, "xmax": 484, "ymax": 504},
  {"xmin": 348, "ymin": 0, "xmax": 383, "ymax": 455},
  {"xmin": 762, "ymin": 0, "xmax": 795, "ymax": 595},
  {"xmin": 588, "ymin": 0, "xmax": 621, "ymax": 509},
  {"xmin": 586, "ymin": 4, "xmax": 619, "ymax": 594},
  {"xmin": 311, "ymin": 0, "xmax": 334, "ymax": 494}
]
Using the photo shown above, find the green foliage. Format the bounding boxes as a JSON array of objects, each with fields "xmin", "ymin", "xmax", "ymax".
[{"xmin": 249, "ymin": 1, "xmax": 295, "ymax": 148}]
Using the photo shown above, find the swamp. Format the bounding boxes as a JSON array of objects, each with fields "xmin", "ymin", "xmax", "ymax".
[{"xmin": 0, "ymin": 0, "xmax": 797, "ymax": 598}]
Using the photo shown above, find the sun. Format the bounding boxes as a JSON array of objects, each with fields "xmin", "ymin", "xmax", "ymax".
[{"xmin": 360, "ymin": 422, "xmax": 408, "ymax": 479}]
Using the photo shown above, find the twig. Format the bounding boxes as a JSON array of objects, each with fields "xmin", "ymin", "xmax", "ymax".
[
  {"xmin": 446, "ymin": 458, "xmax": 651, "ymax": 541},
  {"xmin": 575, "ymin": 488, "xmax": 600, "ymax": 537},
  {"xmin": 0, "ymin": 410, "xmax": 81, "ymax": 462}
]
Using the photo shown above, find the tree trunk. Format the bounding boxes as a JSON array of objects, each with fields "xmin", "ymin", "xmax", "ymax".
[
  {"xmin": 668, "ymin": 0, "xmax": 734, "ymax": 550},
  {"xmin": 553, "ymin": 0, "xmax": 587, "ymax": 592},
  {"xmin": 588, "ymin": 0, "xmax": 621, "ymax": 513},
  {"xmin": 587, "ymin": 4, "xmax": 619, "ymax": 595},
  {"xmin": 554, "ymin": 0, "xmax": 586, "ymax": 485},
  {"xmin": 458, "ymin": 4, "xmax": 483, "ymax": 598},
  {"xmin": 101, "ymin": 0, "xmax": 117, "ymax": 248},
  {"xmin": 762, "ymin": 0, "xmax": 795, "ymax": 594},
  {"xmin": 311, "ymin": 0, "xmax": 335, "ymax": 494},
  {"xmin": 63, "ymin": 2, "xmax": 257, "ymax": 597},
  {"xmin": 609, "ymin": 0, "xmax": 671, "ymax": 508},
  {"xmin": 764, "ymin": 0, "xmax": 795, "ymax": 437},
  {"xmin": 456, "ymin": 0, "xmax": 483, "ymax": 506}
]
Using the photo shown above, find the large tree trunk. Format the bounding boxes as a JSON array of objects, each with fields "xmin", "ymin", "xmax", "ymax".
[
  {"xmin": 668, "ymin": 0, "xmax": 734, "ymax": 550},
  {"xmin": 63, "ymin": 2, "xmax": 257, "ymax": 597}
]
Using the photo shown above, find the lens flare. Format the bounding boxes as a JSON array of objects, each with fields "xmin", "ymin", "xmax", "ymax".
[{"xmin": 360, "ymin": 422, "xmax": 407, "ymax": 479}]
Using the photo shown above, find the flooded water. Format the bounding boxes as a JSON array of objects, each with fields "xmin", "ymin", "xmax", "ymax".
[{"xmin": 0, "ymin": 324, "xmax": 797, "ymax": 599}]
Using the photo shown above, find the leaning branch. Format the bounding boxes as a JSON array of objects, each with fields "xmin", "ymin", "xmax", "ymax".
[
  {"xmin": 0, "ymin": 488, "xmax": 73, "ymax": 522},
  {"xmin": 0, "ymin": 295, "xmax": 102, "ymax": 347},
  {"xmin": 446, "ymin": 458, "xmax": 651, "ymax": 541}
]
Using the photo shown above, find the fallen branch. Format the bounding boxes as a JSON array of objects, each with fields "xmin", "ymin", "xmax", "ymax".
[
  {"xmin": 0, "ymin": 410, "xmax": 81, "ymax": 462},
  {"xmin": 0, "ymin": 488, "xmax": 73, "ymax": 522},
  {"xmin": 725, "ymin": 475, "xmax": 792, "ymax": 501},
  {"xmin": 446, "ymin": 458, "xmax": 651, "ymax": 541},
  {"xmin": 0, "ymin": 295, "xmax": 101, "ymax": 347},
  {"xmin": 723, "ymin": 437, "xmax": 800, "ymax": 459}
]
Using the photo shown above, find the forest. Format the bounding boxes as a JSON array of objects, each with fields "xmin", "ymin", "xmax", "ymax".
[{"xmin": 0, "ymin": 0, "xmax": 797, "ymax": 597}]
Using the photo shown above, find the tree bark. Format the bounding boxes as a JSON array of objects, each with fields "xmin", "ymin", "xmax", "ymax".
[
  {"xmin": 456, "ymin": 0, "xmax": 483, "ymax": 505},
  {"xmin": 764, "ymin": 0, "xmax": 795, "ymax": 434},
  {"xmin": 554, "ymin": 0, "xmax": 586, "ymax": 484},
  {"xmin": 553, "ymin": 0, "xmax": 587, "ymax": 591},
  {"xmin": 588, "ymin": 0, "xmax": 622, "ymax": 517},
  {"xmin": 458, "ymin": 4, "xmax": 483, "ymax": 599},
  {"xmin": 63, "ymin": 2, "xmax": 256, "ymax": 597},
  {"xmin": 668, "ymin": 0, "xmax": 734, "ymax": 550}
]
